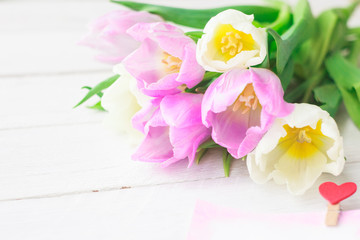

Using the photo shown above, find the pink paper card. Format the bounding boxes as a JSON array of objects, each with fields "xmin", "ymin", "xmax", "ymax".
[{"xmin": 188, "ymin": 201, "xmax": 360, "ymax": 240}]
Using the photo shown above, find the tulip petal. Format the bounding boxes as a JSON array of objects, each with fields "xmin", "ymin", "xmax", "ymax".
[
  {"xmin": 202, "ymin": 68, "xmax": 293, "ymax": 158},
  {"xmin": 102, "ymin": 77, "xmax": 141, "ymax": 133},
  {"xmin": 196, "ymin": 9, "xmax": 267, "ymax": 72},
  {"xmin": 202, "ymin": 69, "xmax": 249, "ymax": 127},
  {"xmin": 273, "ymin": 149, "xmax": 327, "ymax": 195},
  {"xmin": 250, "ymin": 68, "xmax": 294, "ymax": 118},
  {"xmin": 101, "ymin": 65, "xmax": 150, "ymax": 143},
  {"xmin": 127, "ymin": 22, "xmax": 186, "ymax": 58},
  {"xmin": 132, "ymin": 98, "xmax": 166, "ymax": 134},
  {"xmin": 211, "ymin": 107, "xmax": 249, "ymax": 149},
  {"xmin": 170, "ymin": 125, "xmax": 211, "ymax": 167},
  {"xmin": 177, "ymin": 44, "xmax": 205, "ymax": 88},
  {"xmin": 124, "ymin": 22, "xmax": 204, "ymax": 97},
  {"xmin": 161, "ymin": 93, "xmax": 203, "ymax": 128},
  {"xmin": 132, "ymin": 126, "xmax": 174, "ymax": 162},
  {"xmin": 247, "ymin": 103, "xmax": 345, "ymax": 195},
  {"xmin": 123, "ymin": 39, "xmax": 181, "ymax": 97},
  {"xmin": 80, "ymin": 10, "xmax": 162, "ymax": 64}
]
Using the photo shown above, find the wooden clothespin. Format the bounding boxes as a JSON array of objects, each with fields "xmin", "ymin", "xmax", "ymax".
[
  {"xmin": 319, "ymin": 182, "xmax": 357, "ymax": 226},
  {"xmin": 325, "ymin": 203, "xmax": 340, "ymax": 226}
]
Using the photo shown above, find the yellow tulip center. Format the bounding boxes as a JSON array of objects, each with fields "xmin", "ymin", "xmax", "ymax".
[
  {"xmin": 161, "ymin": 51, "xmax": 182, "ymax": 74},
  {"xmin": 232, "ymin": 84, "xmax": 260, "ymax": 114},
  {"xmin": 221, "ymin": 32, "xmax": 243, "ymax": 57},
  {"xmin": 278, "ymin": 120, "xmax": 334, "ymax": 159},
  {"xmin": 297, "ymin": 129, "xmax": 312, "ymax": 143},
  {"xmin": 212, "ymin": 24, "xmax": 257, "ymax": 62}
]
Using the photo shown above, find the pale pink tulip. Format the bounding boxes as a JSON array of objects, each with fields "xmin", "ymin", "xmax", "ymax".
[
  {"xmin": 123, "ymin": 22, "xmax": 205, "ymax": 97},
  {"xmin": 132, "ymin": 93, "xmax": 211, "ymax": 167},
  {"xmin": 79, "ymin": 10, "xmax": 162, "ymax": 64},
  {"xmin": 202, "ymin": 68, "xmax": 294, "ymax": 159}
]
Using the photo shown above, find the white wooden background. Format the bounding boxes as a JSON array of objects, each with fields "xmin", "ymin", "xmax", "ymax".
[{"xmin": 1, "ymin": 0, "xmax": 360, "ymax": 239}]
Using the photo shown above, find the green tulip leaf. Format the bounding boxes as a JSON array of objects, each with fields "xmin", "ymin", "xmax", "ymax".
[
  {"xmin": 266, "ymin": 4, "xmax": 293, "ymax": 35},
  {"xmin": 285, "ymin": 81, "xmax": 308, "ymax": 103},
  {"xmin": 74, "ymin": 74, "xmax": 119, "ymax": 108},
  {"xmin": 111, "ymin": 1, "xmax": 280, "ymax": 29},
  {"xmin": 348, "ymin": 39, "xmax": 360, "ymax": 65},
  {"xmin": 349, "ymin": 27, "xmax": 360, "ymax": 37},
  {"xmin": 185, "ymin": 31, "xmax": 203, "ymax": 43},
  {"xmin": 185, "ymin": 72, "xmax": 221, "ymax": 93},
  {"xmin": 278, "ymin": 58, "xmax": 294, "ymax": 91},
  {"xmin": 82, "ymin": 86, "xmax": 104, "ymax": 98},
  {"xmin": 326, "ymin": 53, "xmax": 360, "ymax": 129},
  {"xmin": 313, "ymin": 84, "xmax": 342, "ymax": 117},
  {"xmin": 297, "ymin": 10, "xmax": 338, "ymax": 102},
  {"xmin": 268, "ymin": 0, "xmax": 314, "ymax": 74},
  {"xmin": 308, "ymin": 11, "xmax": 338, "ymax": 73},
  {"xmin": 295, "ymin": 1, "xmax": 359, "ymax": 103},
  {"xmin": 87, "ymin": 101, "xmax": 106, "ymax": 112}
]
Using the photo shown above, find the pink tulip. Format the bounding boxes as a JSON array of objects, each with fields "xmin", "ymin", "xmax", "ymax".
[
  {"xmin": 202, "ymin": 68, "xmax": 294, "ymax": 159},
  {"xmin": 123, "ymin": 22, "xmax": 205, "ymax": 97},
  {"xmin": 79, "ymin": 10, "xmax": 163, "ymax": 64},
  {"xmin": 132, "ymin": 93, "xmax": 211, "ymax": 167}
]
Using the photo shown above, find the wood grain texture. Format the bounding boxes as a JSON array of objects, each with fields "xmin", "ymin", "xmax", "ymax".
[
  {"xmin": 1, "ymin": 0, "xmax": 360, "ymax": 239},
  {"xmin": 0, "ymin": 173, "xmax": 360, "ymax": 239},
  {"xmin": 0, "ymin": 1, "xmax": 117, "ymax": 76},
  {"xmin": 0, "ymin": 118, "xmax": 359, "ymax": 200},
  {"xmin": 0, "ymin": 72, "xmax": 109, "ymax": 130}
]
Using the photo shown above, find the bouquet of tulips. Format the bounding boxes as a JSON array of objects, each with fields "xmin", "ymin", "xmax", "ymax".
[{"xmin": 76, "ymin": 0, "xmax": 360, "ymax": 195}]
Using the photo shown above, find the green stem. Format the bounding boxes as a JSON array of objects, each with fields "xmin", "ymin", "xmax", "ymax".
[
  {"xmin": 222, "ymin": 150, "xmax": 233, "ymax": 177},
  {"xmin": 198, "ymin": 138, "xmax": 220, "ymax": 149},
  {"xmin": 196, "ymin": 149, "xmax": 208, "ymax": 164},
  {"xmin": 302, "ymin": 71, "xmax": 325, "ymax": 103},
  {"xmin": 348, "ymin": 39, "xmax": 360, "ymax": 65}
]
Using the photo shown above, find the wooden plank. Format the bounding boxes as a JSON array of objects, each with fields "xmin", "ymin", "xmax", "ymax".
[
  {"xmin": 0, "ymin": 118, "xmax": 359, "ymax": 201},
  {"xmin": 0, "ymin": 2, "xmax": 359, "ymax": 239},
  {"xmin": 0, "ymin": 1, "xmax": 116, "ymax": 33},
  {"xmin": 0, "ymin": 72, "xmax": 113, "ymax": 130},
  {"xmin": 0, "ymin": 31, "xmax": 111, "ymax": 76},
  {"xmin": 0, "ymin": 0, "xmax": 248, "ymax": 76},
  {"xmin": 0, "ymin": 1, "xmax": 119, "ymax": 76},
  {"xmin": 0, "ymin": 185, "xmax": 156, "ymax": 240},
  {"xmin": 0, "ymin": 0, "xmax": 359, "ymax": 202},
  {"xmin": 0, "ymin": 122, "xmax": 236, "ymax": 200},
  {"xmin": 2, "ymin": 0, "xmax": 358, "ymax": 76},
  {"xmin": 0, "ymin": 175, "xmax": 359, "ymax": 240}
]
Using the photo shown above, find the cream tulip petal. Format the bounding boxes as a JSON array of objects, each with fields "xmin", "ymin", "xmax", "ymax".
[
  {"xmin": 196, "ymin": 9, "xmax": 267, "ymax": 72},
  {"xmin": 324, "ymin": 139, "xmax": 345, "ymax": 175},
  {"xmin": 246, "ymin": 103, "xmax": 345, "ymax": 195},
  {"xmin": 247, "ymin": 151, "xmax": 278, "ymax": 184},
  {"xmin": 113, "ymin": 63, "xmax": 151, "ymax": 108},
  {"xmin": 308, "ymin": 129, "xmax": 334, "ymax": 160},
  {"xmin": 253, "ymin": 120, "xmax": 288, "ymax": 166},
  {"xmin": 272, "ymin": 149, "xmax": 327, "ymax": 195},
  {"xmin": 102, "ymin": 64, "xmax": 150, "ymax": 142}
]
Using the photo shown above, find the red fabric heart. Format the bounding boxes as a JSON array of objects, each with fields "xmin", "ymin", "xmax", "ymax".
[{"xmin": 319, "ymin": 182, "xmax": 357, "ymax": 205}]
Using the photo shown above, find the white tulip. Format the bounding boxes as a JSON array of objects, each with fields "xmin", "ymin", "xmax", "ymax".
[
  {"xmin": 196, "ymin": 9, "xmax": 267, "ymax": 72},
  {"xmin": 101, "ymin": 64, "xmax": 150, "ymax": 142},
  {"xmin": 247, "ymin": 103, "xmax": 345, "ymax": 195}
]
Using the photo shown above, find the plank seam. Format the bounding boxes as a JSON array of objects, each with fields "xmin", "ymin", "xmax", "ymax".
[
  {"xmin": 0, "ymin": 120, "xmax": 102, "ymax": 132},
  {"xmin": 0, "ymin": 176, "xmax": 227, "ymax": 202},
  {"xmin": 0, "ymin": 69, "xmax": 110, "ymax": 79}
]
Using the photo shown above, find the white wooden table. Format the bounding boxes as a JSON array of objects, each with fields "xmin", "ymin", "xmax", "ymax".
[{"xmin": 1, "ymin": 0, "xmax": 360, "ymax": 239}]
